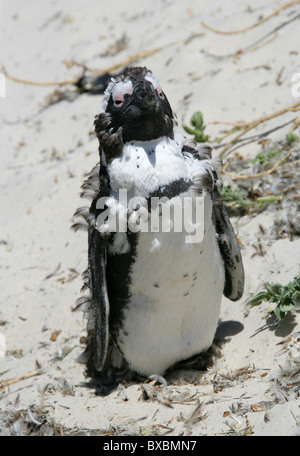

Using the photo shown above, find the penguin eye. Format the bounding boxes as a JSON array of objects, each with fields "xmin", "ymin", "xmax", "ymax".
[
  {"xmin": 112, "ymin": 80, "xmax": 133, "ymax": 109},
  {"xmin": 145, "ymin": 75, "xmax": 164, "ymax": 100},
  {"xmin": 157, "ymin": 87, "xmax": 165, "ymax": 100},
  {"xmin": 113, "ymin": 97, "xmax": 124, "ymax": 108}
]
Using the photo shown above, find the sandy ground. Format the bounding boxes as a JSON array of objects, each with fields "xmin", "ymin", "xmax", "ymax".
[{"xmin": 0, "ymin": 0, "xmax": 299, "ymax": 436}]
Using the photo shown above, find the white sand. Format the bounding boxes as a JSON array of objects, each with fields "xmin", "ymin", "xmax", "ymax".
[{"xmin": 0, "ymin": 0, "xmax": 299, "ymax": 436}]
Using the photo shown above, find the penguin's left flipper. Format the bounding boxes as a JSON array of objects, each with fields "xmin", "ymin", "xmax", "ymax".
[
  {"xmin": 213, "ymin": 202, "xmax": 244, "ymax": 301},
  {"xmin": 189, "ymin": 143, "xmax": 244, "ymax": 302}
]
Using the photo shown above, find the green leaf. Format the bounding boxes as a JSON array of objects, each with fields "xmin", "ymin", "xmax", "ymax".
[
  {"xmin": 250, "ymin": 291, "xmax": 269, "ymax": 305},
  {"xmin": 278, "ymin": 302, "xmax": 295, "ymax": 313},
  {"xmin": 192, "ymin": 112, "xmax": 206, "ymax": 130},
  {"xmin": 274, "ymin": 306, "xmax": 285, "ymax": 320}
]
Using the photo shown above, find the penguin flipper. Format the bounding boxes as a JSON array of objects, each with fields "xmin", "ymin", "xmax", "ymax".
[
  {"xmin": 87, "ymin": 228, "xmax": 110, "ymax": 373},
  {"xmin": 213, "ymin": 203, "xmax": 244, "ymax": 301},
  {"xmin": 184, "ymin": 142, "xmax": 244, "ymax": 302}
]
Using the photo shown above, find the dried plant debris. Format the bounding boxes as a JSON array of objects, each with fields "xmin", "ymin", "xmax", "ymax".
[
  {"xmin": 228, "ymin": 399, "xmax": 279, "ymax": 416},
  {"xmin": 0, "ymin": 368, "xmax": 45, "ymax": 392},
  {"xmin": 141, "ymin": 382, "xmax": 175, "ymax": 408},
  {"xmin": 223, "ymin": 416, "xmax": 254, "ymax": 436},
  {"xmin": 74, "ymin": 72, "xmax": 111, "ymax": 95},
  {"xmin": 2, "ymin": 44, "xmax": 169, "ymax": 110},
  {"xmin": 0, "ymin": 407, "xmax": 63, "ymax": 436},
  {"xmin": 0, "ymin": 407, "xmax": 120, "ymax": 436},
  {"xmin": 201, "ymin": 0, "xmax": 300, "ymax": 36},
  {"xmin": 219, "ymin": 135, "xmax": 300, "ymax": 237},
  {"xmin": 182, "ymin": 112, "xmax": 299, "ymax": 237},
  {"xmin": 178, "ymin": 400, "xmax": 208, "ymax": 429},
  {"xmin": 212, "ymin": 366, "xmax": 256, "ymax": 393},
  {"xmin": 270, "ymin": 332, "xmax": 300, "ymax": 397},
  {"xmin": 251, "ymin": 275, "xmax": 300, "ymax": 320},
  {"xmin": 221, "ymin": 401, "xmax": 277, "ymax": 435},
  {"xmin": 141, "ymin": 381, "xmax": 202, "ymax": 409}
]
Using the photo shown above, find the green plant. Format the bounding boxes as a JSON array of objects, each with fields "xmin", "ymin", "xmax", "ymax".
[
  {"xmin": 219, "ymin": 185, "xmax": 245, "ymax": 206},
  {"xmin": 250, "ymin": 147, "xmax": 281, "ymax": 166},
  {"xmin": 251, "ymin": 275, "xmax": 300, "ymax": 320},
  {"xmin": 218, "ymin": 185, "xmax": 281, "ymax": 211},
  {"xmin": 286, "ymin": 131, "xmax": 299, "ymax": 145},
  {"xmin": 183, "ymin": 111, "xmax": 210, "ymax": 143}
]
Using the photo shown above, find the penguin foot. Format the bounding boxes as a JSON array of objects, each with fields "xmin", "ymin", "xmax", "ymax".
[{"xmin": 147, "ymin": 374, "xmax": 168, "ymax": 387}]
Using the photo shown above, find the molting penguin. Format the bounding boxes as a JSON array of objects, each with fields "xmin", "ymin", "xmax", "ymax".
[{"xmin": 73, "ymin": 66, "xmax": 244, "ymax": 392}]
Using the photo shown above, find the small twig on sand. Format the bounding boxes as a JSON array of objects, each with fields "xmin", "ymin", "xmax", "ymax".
[
  {"xmin": 214, "ymin": 118, "xmax": 295, "ymax": 153},
  {"xmin": 1, "ymin": 65, "xmax": 78, "ymax": 87},
  {"xmin": 99, "ymin": 44, "xmax": 174, "ymax": 75},
  {"xmin": 0, "ymin": 368, "xmax": 45, "ymax": 391},
  {"xmin": 202, "ymin": 13, "xmax": 300, "ymax": 60},
  {"xmin": 201, "ymin": 0, "xmax": 300, "ymax": 35},
  {"xmin": 291, "ymin": 115, "xmax": 300, "ymax": 131},
  {"xmin": 222, "ymin": 150, "xmax": 296, "ymax": 180},
  {"xmin": 219, "ymin": 100, "xmax": 300, "ymax": 157}
]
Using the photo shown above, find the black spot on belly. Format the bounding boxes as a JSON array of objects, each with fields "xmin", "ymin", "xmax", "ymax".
[
  {"xmin": 183, "ymin": 273, "xmax": 189, "ymax": 278},
  {"xmin": 153, "ymin": 283, "xmax": 160, "ymax": 288},
  {"xmin": 184, "ymin": 291, "xmax": 189, "ymax": 297}
]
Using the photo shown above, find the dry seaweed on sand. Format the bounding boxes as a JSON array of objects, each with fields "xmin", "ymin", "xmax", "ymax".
[
  {"xmin": 201, "ymin": 6, "xmax": 300, "ymax": 61},
  {"xmin": 217, "ymin": 101, "xmax": 300, "ymax": 158},
  {"xmin": 263, "ymin": 332, "xmax": 300, "ymax": 402},
  {"xmin": 201, "ymin": 0, "xmax": 300, "ymax": 35},
  {"xmin": 1, "ymin": 43, "xmax": 172, "ymax": 106},
  {"xmin": 216, "ymin": 132, "xmax": 300, "ymax": 242}
]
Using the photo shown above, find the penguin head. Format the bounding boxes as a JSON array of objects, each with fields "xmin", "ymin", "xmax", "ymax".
[{"xmin": 101, "ymin": 67, "xmax": 175, "ymax": 143}]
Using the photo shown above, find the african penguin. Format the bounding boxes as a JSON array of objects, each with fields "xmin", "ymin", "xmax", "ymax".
[{"xmin": 73, "ymin": 66, "xmax": 244, "ymax": 391}]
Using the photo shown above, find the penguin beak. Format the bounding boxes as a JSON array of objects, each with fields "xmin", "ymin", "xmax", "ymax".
[{"xmin": 133, "ymin": 80, "xmax": 157, "ymax": 110}]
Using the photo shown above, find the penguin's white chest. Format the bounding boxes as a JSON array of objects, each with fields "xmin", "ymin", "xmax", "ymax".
[
  {"xmin": 116, "ymin": 203, "xmax": 225, "ymax": 376},
  {"xmin": 107, "ymin": 135, "xmax": 190, "ymax": 198}
]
